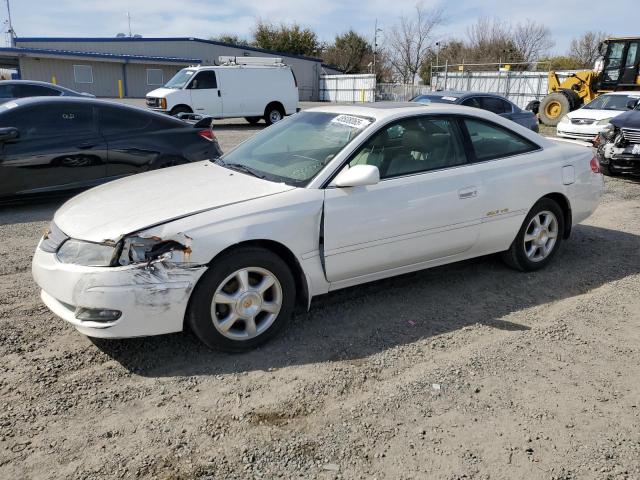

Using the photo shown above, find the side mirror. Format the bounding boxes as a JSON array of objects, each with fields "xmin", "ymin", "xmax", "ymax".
[
  {"xmin": 626, "ymin": 99, "xmax": 639, "ymax": 110},
  {"xmin": 0, "ymin": 127, "xmax": 18, "ymax": 142},
  {"xmin": 334, "ymin": 164, "xmax": 380, "ymax": 188}
]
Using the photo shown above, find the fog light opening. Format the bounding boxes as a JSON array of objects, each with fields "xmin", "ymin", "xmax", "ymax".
[{"xmin": 74, "ymin": 307, "xmax": 122, "ymax": 323}]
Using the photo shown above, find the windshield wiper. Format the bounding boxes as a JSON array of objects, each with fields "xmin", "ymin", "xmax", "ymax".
[{"xmin": 214, "ymin": 158, "xmax": 265, "ymax": 179}]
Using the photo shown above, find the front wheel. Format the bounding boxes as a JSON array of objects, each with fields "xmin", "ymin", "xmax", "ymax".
[
  {"xmin": 502, "ymin": 199, "xmax": 564, "ymax": 271},
  {"xmin": 187, "ymin": 247, "xmax": 296, "ymax": 351}
]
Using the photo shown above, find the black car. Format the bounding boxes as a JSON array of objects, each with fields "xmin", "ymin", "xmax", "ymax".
[
  {"xmin": 596, "ymin": 99, "xmax": 640, "ymax": 176},
  {"xmin": 0, "ymin": 97, "xmax": 222, "ymax": 202},
  {"xmin": 411, "ymin": 91, "xmax": 539, "ymax": 132},
  {"xmin": 0, "ymin": 80, "xmax": 95, "ymax": 103}
]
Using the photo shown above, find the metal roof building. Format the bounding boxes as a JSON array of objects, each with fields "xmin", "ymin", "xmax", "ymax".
[{"xmin": 0, "ymin": 37, "xmax": 339, "ymax": 100}]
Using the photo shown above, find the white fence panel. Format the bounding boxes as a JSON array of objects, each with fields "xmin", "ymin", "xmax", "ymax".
[
  {"xmin": 431, "ymin": 70, "xmax": 579, "ymax": 108},
  {"xmin": 320, "ymin": 74, "xmax": 376, "ymax": 102},
  {"xmin": 376, "ymin": 83, "xmax": 430, "ymax": 102}
]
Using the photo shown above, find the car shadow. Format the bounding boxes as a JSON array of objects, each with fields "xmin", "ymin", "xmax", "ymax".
[
  {"xmin": 0, "ymin": 198, "xmax": 66, "ymax": 226},
  {"xmin": 92, "ymin": 223, "xmax": 640, "ymax": 378}
]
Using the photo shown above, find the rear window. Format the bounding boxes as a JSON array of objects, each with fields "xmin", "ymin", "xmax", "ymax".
[{"xmin": 413, "ymin": 95, "xmax": 459, "ymax": 104}]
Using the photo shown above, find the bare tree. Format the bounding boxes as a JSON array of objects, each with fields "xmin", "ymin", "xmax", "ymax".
[
  {"xmin": 386, "ymin": 3, "xmax": 445, "ymax": 83},
  {"xmin": 464, "ymin": 17, "xmax": 524, "ymax": 64},
  {"xmin": 513, "ymin": 19, "xmax": 554, "ymax": 63},
  {"xmin": 569, "ymin": 31, "xmax": 608, "ymax": 68}
]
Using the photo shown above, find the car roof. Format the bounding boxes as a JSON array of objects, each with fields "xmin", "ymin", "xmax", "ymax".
[
  {"xmin": 0, "ymin": 96, "xmax": 186, "ymax": 122},
  {"xmin": 598, "ymin": 91, "xmax": 640, "ymax": 96},
  {"xmin": 306, "ymin": 102, "xmax": 521, "ymax": 122},
  {"xmin": 0, "ymin": 79, "xmax": 83, "ymax": 94}
]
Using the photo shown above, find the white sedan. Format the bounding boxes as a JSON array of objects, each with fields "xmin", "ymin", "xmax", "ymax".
[
  {"xmin": 557, "ymin": 91, "xmax": 640, "ymax": 140},
  {"xmin": 32, "ymin": 103, "xmax": 603, "ymax": 350}
]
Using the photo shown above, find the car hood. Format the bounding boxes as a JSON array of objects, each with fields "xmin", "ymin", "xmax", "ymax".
[
  {"xmin": 610, "ymin": 110, "xmax": 640, "ymax": 129},
  {"xmin": 146, "ymin": 87, "xmax": 176, "ymax": 98},
  {"xmin": 567, "ymin": 109, "xmax": 625, "ymax": 121},
  {"xmin": 54, "ymin": 161, "xmax": 294, "ymax": 243}
]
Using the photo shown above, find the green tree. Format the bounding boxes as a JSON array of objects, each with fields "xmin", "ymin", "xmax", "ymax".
[
  {"xmin": 323, "ymin": 30, "xmax": 373, "ymax": 73},
  {"xmin": 252, "ymin": 21, "xmax": 320, "ymax": 57},
  {"xmin": 212, "ymin": 34, "xmax": 249, "ymax": 46}
]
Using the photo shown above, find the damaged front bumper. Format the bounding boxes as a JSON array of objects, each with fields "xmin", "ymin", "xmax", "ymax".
[
  {"xmin": 32, "ymin": 245, "xmax": 207, "ymax": 338},
  {"xmin": 599, "ymin": 143, "xmax": 640, "ymax": 174}
]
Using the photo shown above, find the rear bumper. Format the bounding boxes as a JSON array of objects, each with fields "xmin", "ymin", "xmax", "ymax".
[{"xmin": 32, "ymin": 246, "xmax": 207, "ymax": 338}]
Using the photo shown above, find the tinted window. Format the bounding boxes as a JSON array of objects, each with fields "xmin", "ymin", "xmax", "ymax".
[
  {"xmin": 13, "ymin": 84, "xmax": 61, "ymax": 97},
  {"xmin": 480, "ymin": 97, "xmax": 511, "ymax": 114},
  {"xmin": 0, "ymin": 85, "xmax": 14, "ymax": 98},
  {"xmin": 2, "ymin": 104, "xmax": 94, "ymax": 139},
  {"xmin": 464, "ymin": 119, "xmax": 538, "ymax": 161},
  {"xmin": 99, "ymin": 106, "xmax": 176, "ymax": 135},
  {"xmin": 461, "ymin": 97, "xmax": 482, "ymax": 108},
  {"xmin": 190, "ymin": 71, "xmax": 217, "ymax": 89},
  {"xmin": 349, "ymin": 116, "xmax": 467, "ymax": 179}
]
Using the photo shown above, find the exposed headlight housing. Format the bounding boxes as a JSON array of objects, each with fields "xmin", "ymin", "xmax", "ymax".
[
  {"xmin": 596, "ymin": 118, "xmax": 612, "ymax": 125},
  {"xmin": 559, "ymin": 115, "xmax": 570, "ymax": 124},
  {"xmin": 56, "ymin": 239, "xmax": 118, "ymax": 267},
  {"xmin": 117, "ymin": 235, "xmax": 191, "ymax": 266}
]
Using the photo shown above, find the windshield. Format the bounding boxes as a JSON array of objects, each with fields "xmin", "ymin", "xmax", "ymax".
[
  {"xmin": 218, "ymin": 111, "xmax": 372, "ymax": 186},
  {"xmin": 412, "ymin": 95, "xmax": 459, "ymax": 104},
  {"xmin": 583, "ymin": 94, "xmax": 640, "ymax": 111},
  {"xmin": 164, "ymin": 69, "xmax": 195, "ymax": 89}
]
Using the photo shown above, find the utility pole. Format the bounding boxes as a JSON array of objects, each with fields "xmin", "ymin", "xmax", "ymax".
[
  {"xmin": 372, "ymin": 19, "xmax": 382, "ymax": 77},
  {"xmin": 5, "ymin": 0, "xmax": 15, "ymax": 47}
]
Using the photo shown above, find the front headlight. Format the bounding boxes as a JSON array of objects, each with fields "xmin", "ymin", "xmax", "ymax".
[
  {"xmin": 597, "ymin": 118, "xmax": 612, "ymax": 125},
  {"xmin": 117, "ymin": 235, "xmax": 191, "ymax": 266},
  {"xmin": 56, "ymin": 239, "xmax": 117, "ymax": 267},
  {"xmin": 559, "ymin": 115, "xmax": 570, "ymax": 124}
]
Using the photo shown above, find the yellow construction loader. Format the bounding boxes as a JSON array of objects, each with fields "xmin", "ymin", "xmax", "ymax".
[{"xmin": 531, "ymin": 37, "xmax": 640, "ymax": 126}]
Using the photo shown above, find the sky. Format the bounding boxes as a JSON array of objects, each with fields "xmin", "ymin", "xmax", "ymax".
[{"xmin": 3, "ymin": 0, "xmax": 638, "ymax": 56}]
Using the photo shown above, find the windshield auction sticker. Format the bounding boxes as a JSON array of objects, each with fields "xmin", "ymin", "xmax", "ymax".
[{"xmin": 331, "ymin": 115, "xmax": 372, "ymax": 129}]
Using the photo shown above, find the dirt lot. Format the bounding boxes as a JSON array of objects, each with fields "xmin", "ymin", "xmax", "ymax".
[{"xmin": 1, "ymin": 120, "xmax": 639, "ymax": 480}]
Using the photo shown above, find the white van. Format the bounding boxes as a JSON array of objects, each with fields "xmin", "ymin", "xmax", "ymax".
[{"xmin": 146, "ymin": 57, "xmax": 299, "ymax": 125}]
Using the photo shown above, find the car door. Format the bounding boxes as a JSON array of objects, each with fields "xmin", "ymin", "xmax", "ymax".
[
  {"xmin": 0, "ymin": 102, "xmax": 107, "ymax": 199},
  {"xmin": 98, "ymin": 104, "xmax": 173, "ymax": 178},
  {"xmin": 461, "ymin": 117, "xmax": 543, "ymax": 252},
  {"xmin": 480, "ymin": 96, "xmax": 511, "ymax": 119},
  {"xmin": 322, "ymin": 115, "xmax": 486, "ymax": 284},
  {"xmin": 187, "ymin": 70, "xmax": 223, "ymax": 117}
]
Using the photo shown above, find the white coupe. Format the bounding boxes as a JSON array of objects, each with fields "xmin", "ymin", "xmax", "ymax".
[{"xmin": 32, "ymin": 103, "xmax": 603, "ymax": 350}]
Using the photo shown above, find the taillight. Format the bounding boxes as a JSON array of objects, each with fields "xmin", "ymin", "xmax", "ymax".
[
  {"xmin": 198, "ymin": 128, "xmax": 215, "ymax": 141},
  {"xmin": 590, "ymin": 156, "xmax": 600, "ymax": 173}
]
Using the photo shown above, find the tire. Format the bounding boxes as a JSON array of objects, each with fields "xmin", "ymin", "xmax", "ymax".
[
  {"xmin": 560, "ymin": 88, "xmax": 582, "ymax": 110},
  {"xmin": 245, "ymin": 116, "xmax": 261, "ymax": 125},
  {"xmin": 264, "ymin": 104, "xmax": 284, "ymax": 125},
  {"xmin": 502, "ymin": 198, "xmax": 564, "ymax": 272},
  {"xmin": 538, "ymin": 92, "xmax": 571, "ymax": 126},
  {"xmin": 170, "ymin": 105, "xmax": 192, "ymax": 117},
  {"xmin": 187, "ymin": 247, "xmax": 296, "ymax": 352},
  {"xmin": 525, "ymin": 100, "xmax": 540, "ymax": 115}
]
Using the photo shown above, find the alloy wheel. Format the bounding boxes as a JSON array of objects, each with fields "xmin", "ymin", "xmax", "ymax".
[
  {"xmin": 523, "ymin": 210, "xmax": 559, "ymax": 262},
  {"xmin": 210, "ymin": 267, "xmax": 282, "ymax": 340}
]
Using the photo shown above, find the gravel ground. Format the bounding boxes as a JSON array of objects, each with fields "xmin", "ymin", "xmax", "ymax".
[{"xmin": 1, "ymin": 118, "xmax": 639, "ymax": 480}]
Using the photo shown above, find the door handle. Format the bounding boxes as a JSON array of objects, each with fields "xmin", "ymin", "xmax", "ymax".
[
  {"xmin": 218, "ymin": 90, "xmax": 221, "ymax": 97},
  {"xmin": 458, "ymin": 187, "xmax": 478, "ymax": 199}
]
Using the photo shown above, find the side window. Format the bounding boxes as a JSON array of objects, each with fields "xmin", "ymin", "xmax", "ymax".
[
  {"xmin": 464, "ymin": 118, "xmax": 538, "ymax": 162},
  {"xmin": 13, "ymin": 84, "xmax": 61, "ymax": 97},
  {"xmin": 99, "ymin": 106, "xmax": 161, "ymax": 135},
  {"xmin": 348, "ymin": 116, "xmax": 467, "ymax": 179},
  {"xmin": 0, "ymin": 84, "xmax": 13, "ymax": 98},
  {"xmin": 190, "ymin": 71, "xmax": 217, "ymax": 89},
  {"xmin": 146, "ymin": 69, "xmax": 164, "ymax": 86},
  {"xmin": 480, "ymin": 97, "xmax": 508, "ymax": 114},
  {"xmin": 461, "ymin": 97, "xmax": 481, "ymax": 109},
  {"xmin": 5, "ymin": 104, "xmax": 94, "ymax": 139},
  {"xmin": 73, "ymin": 65, "xmax": 93, "ymax": 84}
]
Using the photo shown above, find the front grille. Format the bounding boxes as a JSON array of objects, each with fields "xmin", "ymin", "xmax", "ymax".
[
  {"xmin": 145, "ymin": 97, "xmax": 159, "ymax": 107},
  {"xmin": 621, "ymin": 128, "xmax": 640, "ymax": 144},
  {"xmin": 570, "ymin": 118, "xmax": 595, "ymax": 125},
  {"xmin": 40, "ymin": 222, "xmax": 69, "ymax": 253}
]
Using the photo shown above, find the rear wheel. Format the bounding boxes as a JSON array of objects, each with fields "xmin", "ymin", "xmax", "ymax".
[
  {"xmin": 187, "ymin": 247, "xmax": 296, "ymax": 351},
  {"xmin": 539, "ymin": 93, "xmax": 571, "ymax": 126},
  {"xmin": 245, "ymin": 116, "xmax": 261, "ymax": 125},
  {"xmin": 264, "ymin": 104, "xmax": 284, "ymax": 125},
  {"xmin": 502, "ymin": 199, "xmax": 564, "ymax": 271}
]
